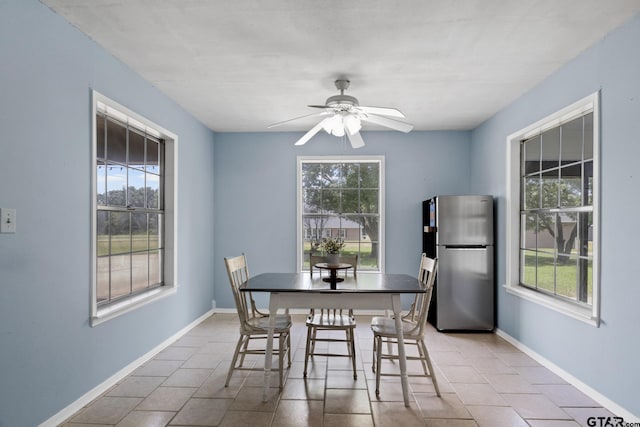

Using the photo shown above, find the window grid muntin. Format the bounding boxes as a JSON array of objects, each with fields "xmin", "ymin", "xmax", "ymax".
[
  {"xmin": 96, "ymin": 111, "xmax": 165, "ymax": 307},
  {"xmin": 301, "ymin": 160, "xmax": 381, "ymax": 271},
  {"xmin": 519, "ymin": 112, "xmax": 593, "ymax": 306}
]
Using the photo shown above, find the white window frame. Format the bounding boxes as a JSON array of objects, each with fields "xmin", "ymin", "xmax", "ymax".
[
  {"xmin": 91, "ymin": 90, "xmax": 178, "ymax": 326},
  {"xmin": 505, "ymin": 91, "xmax": 600, "ymax": 326},
  {"xmin": 297, "ymin": 156, "xmax": 385, "ymax": 273}
]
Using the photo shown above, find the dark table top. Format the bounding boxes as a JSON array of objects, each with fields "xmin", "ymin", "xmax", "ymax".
[
  {"xmin": 241, "ymin": 272, "xmax": 424, "ymax": 294},
  {"xmin": 314, "ymin": 262, "xmax": 352, "ymax": 270}
]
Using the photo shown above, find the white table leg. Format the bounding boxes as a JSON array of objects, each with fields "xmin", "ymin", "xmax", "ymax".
[
  {"xmin": 392, "ymin": 294, "xmax": 411, "ymax": 407},
  {"xmin": 263, "ymin": 294, "xmax": 277, "ymax": 402}
]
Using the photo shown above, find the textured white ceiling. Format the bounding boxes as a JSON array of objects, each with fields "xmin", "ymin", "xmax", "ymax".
[{"xmin": 41, "ymin": 0, "xmax": 640, "ymax": 132}]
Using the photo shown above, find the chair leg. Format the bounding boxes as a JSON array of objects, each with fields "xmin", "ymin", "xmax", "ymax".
[
  {"xmin": 310, "ymin": 326, "xmax": 318, "ymax": 354},
  {"xmin": 225, "ymin": 335, "xmax": 245, "ymax": 387},
  {"xmin": 386, "ymin": 336, "xmax": 393, "ymax": 357},
  {"xmin": 345, "ymin": 329, "xmax": 352, "ymax": 357},
  {"xmin": 303, "ymin": 325, "xmax": 313, "ymax": 377},
  {"xmin": 375, "ymin": 335, "xmax": 383, "ymax": 395},
  {"xmin": 349, "ymin": 328, "xmax": 357, "ymax": 379},
  {"xmin": 371, "ymin": 334, "xmax": 377, "ymax": 372},
  {"xmin": 416, "ymin": 338, "xmax": 429, "ymax": 375},
  {"xmin": 278, "ymin": 333, "xmax": 285, "ymax": 388},
  {"xmin": 238, "ymin": 334, "xmax": 251, "ymax": 367},
  {"xmin": 420, "ymin": 339, "xmax": 440, "ymax": 397},
  {"xmin": 286, "ymin": 332, "xmax": 292, "ymax": 366}
]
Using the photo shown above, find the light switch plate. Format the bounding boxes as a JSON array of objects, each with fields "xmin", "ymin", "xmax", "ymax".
[{"xmin": 1, "ymin": 208, "xmax": 16, "ymax": 233}]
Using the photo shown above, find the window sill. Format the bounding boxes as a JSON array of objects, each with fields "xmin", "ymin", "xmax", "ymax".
[
  {"xmin": 503, "ymin": 284, "xmax": 599, "ymax": 327},
  {"xmin": 91, "ymin": 286, "xmax": 176, "ymax": 327}
]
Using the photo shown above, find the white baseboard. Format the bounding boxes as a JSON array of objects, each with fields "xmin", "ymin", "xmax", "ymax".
[
  {"xmin": 40, "ymin": 309, "xmax": 215, "ymax": 427},
  {"xmin": 495, "ymin": 328, "xmax": 639, "ymax": 423}
]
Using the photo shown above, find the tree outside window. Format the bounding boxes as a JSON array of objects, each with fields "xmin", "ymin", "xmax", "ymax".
[
  {"xmin": 96, "ymin": 112, "xmax": 165, "ymax": 306},
  {"xmin": 300, "ymin": 158, "xmax": 383, "ymax": 271}
]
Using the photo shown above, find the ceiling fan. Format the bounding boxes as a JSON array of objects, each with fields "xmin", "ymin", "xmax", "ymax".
[{"xmin": 268, "ymin": 79, "xmax": 413, "ymax": 149}]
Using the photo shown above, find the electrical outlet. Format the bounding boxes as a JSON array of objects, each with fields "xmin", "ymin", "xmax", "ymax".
[{"xmin": 1, "ymin": 208, "xmax": 16, "ymax": 233}]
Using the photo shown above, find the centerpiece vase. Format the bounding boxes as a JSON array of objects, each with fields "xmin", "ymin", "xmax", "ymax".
[{"xmin": 326, "ymin": 253, "xmax": 340, "ymax": 266}]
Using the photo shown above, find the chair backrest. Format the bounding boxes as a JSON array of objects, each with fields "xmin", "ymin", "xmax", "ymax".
[
  {"xmin": 224, "ymin": 253, "xmax": 262, "ymax": 327},
  {"xmin": 309, "ymin": 254, "xmax": 327, "ymax": 277},
  {"xmin": 405, "ymin": 253, "xmax": 438, "ymax": 336},
  {"xmin": 338, "ymin": 254, "xmax": 358, "ymax": 277},
  {"xmin": 309, "ymin": 254, "xmax": 358, "ymax": 277}
]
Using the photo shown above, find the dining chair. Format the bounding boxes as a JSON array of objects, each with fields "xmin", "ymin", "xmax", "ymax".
[
  {"xmin": 224, "ymin": 254, "xmax": 292, "ymax": 388},
  {"xmin": 370, "ymin": 253, "xmax": 440, "ymax": 396},
  {"xmin": 309, "ymin": 254, "xmax": 327, "ymax": 277},
  {"xmin": 304, "ymin": 254, "xmax": 359, "ymax": 379}
]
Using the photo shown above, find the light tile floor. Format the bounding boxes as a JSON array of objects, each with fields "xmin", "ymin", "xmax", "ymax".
[{"xmin": 61, "ymin": 314, "xmax": 616, "ymax": 426}]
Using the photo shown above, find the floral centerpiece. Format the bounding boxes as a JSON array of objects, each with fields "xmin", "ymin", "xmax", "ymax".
[
  {"xmin": 320, "ymin": 236, "xmax": 345, "ymax": 265},
  {"xmin": 321, "ymin": 236, "xmax": 345, "ymax": 254}
]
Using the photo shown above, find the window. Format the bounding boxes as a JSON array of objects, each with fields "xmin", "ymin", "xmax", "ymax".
[
  {"xmin": 505, "ymin": 92, "xmax": 599, "ymax": 325},
  {"xmin": 297, "ymin": 156, "xmax": 384, "ymax": 272},
  {"xmin": 91, "ymin": 91, "xmax": 178, "ymax": 325}
]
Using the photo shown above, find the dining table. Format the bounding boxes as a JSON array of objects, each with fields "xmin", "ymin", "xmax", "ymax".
[{"xmin": 240, "ymin": 272, "xmax": 426, "ymax": 407}]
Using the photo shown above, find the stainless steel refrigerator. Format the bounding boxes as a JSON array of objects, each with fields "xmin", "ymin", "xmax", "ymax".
[{"xmin": 423, "ymin": 195, "xmax": 494, "ymax": 331}]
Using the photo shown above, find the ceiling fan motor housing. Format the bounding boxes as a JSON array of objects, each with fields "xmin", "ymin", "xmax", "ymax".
[
  {"xmin": 325, "ymin": 79, "xmax": 359, "ymax": 111},
  {"xmin": 325, "ymin": 94, "xmax": 359, "ymax": 110}
]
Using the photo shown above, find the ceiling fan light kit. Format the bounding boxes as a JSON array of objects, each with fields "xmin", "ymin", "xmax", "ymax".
[{"xmin": 269, "ymin": 79, "xmax": 413, "ymax": 149}]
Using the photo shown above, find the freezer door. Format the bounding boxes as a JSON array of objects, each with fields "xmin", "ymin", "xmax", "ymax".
[
  {"xmin": 435, "ymin": 246, "xmax": 494, "ymax": 331},
  {"xmin": 436, "ymin": 195, "xmax": 493, "ymax": 245}
]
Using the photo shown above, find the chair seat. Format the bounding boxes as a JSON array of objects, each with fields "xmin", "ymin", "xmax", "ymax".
[
  {"xmin": 307, "ymin": 313, "xmax": 356, "ymax": 328},
  {"xmin": 247, "ymin": 314, "xmax": 292, "ymax": 332},
  {"xmin": 370, "ymin": 316, "xmax": 419, "ymax": 339}
]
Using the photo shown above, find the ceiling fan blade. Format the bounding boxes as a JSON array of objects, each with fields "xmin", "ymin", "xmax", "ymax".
[
  {"xmin": 346, "ymin": 130, "xmax": 365, "ymax": 149},
  {"xmin": 358, "ymin": 106, "xmax": 405, "ymax": 118},
  {"xmin": 307, "ymin": 104, "xmax": 332, "ymax": 110},
  {"xmin": 294, "ymin": 118, "xmax": 331, "ymax": 146},
  {"xmin": 268, "ymin": 112, "xmax": 328, "ymax": 128},
  {"xmin": 361, "ymin": 114, "xmax": 413, "ymax": 133}
]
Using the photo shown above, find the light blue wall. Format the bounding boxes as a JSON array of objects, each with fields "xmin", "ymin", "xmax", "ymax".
[
  {"xmin": 213, "ymin": 130, "xmax": 472, "ymax": 309},
  {"xmin": 0, "ymin": 1, "xmax": 215, "ymax": 425},
  {"xmin": 470, "ymin": 12, "xmax": 640, "ymax": 417}
]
